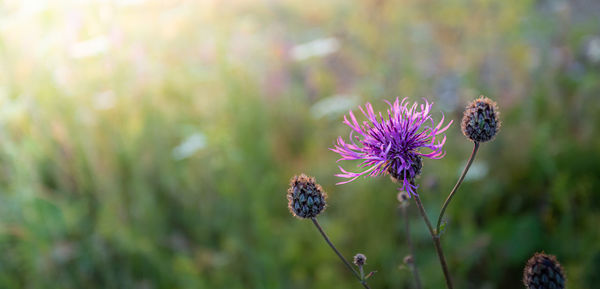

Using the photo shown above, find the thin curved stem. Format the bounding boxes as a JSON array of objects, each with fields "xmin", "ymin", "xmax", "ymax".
[
  {"xmin": 413, "ymin": 194, "xmax": 435, "ymax": 236},
  {"xmin": 432, "ymin": 235, "xmax": 452, "ymax": 289},
  {"xmin": 436, "ymin": 142, "xmax": 479, "ymax": 234},
  {"xmin": 401, "ymin": 204, "xmax": 422, "ymax": 289},
  {"xmin": 311, "ymin": 218, "xmax": 372, "ymax": 289},
  {"xmin": 413, "ymin": 194, "xmax": 453, "ymax": 289}
]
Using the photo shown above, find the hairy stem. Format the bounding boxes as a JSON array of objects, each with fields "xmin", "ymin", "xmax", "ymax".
[
  {"xmin": 311, "ymin": 218, "xmax": 372, "ymax": 289},
  {"xmin": 436, "ymin": 142, "xmax": 479, "ymax": 234},
  {"xmin": 413, "ymin": 194, "xmax": 453, "ymax": 289},
  {"xmin": 401, "ymin": 204, "xmax": 422, "ymax": 289}
]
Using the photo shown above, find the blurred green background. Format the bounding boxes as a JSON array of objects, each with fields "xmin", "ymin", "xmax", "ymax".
[{"xmin": 0, "ymin": 0, "xmax": 599, "ymax": 288}]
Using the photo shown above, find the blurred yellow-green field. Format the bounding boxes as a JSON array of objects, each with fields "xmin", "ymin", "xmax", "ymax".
[{"xmin": 0, "ymin": 0, "xmax": 599, "ymax": 288}]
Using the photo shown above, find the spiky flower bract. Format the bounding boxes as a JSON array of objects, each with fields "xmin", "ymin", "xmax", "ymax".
[
  {"xmin": 332, "ymin": 98, "xmax": 452, "ymax": 196},
  {"xmin": 523, "ymin": 253, "xmax": 566, "ymax": 289},
  {"xmin": 461, "ymin": 96, "xmax": 500, "ymax": 143},
  {"xmin": 287, "ymin": 174, "xmax": 327, "ymax": 219}
]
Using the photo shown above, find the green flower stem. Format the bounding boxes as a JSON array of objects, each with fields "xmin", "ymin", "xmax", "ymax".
[
  {"xmin": 359, "ymin": 265, "xmax": 365, "ymax": 280},
  {"xmin": 436, "ymin": 142, "xmax": 479, "ymax": 235},
  {"xmin": 401, "ymin": 203, "xmax": 422, "ymax": 289},
  {"xmin": 412, "ymin": 142, "xmax": 480, "ymax": 289},
  {"xmin": 311, "ymin": 218, "xmax": 372, "ymax": 289},
  {"xmin": 413, "ymin": 194, "xmax": 453, "ymax": 289}
]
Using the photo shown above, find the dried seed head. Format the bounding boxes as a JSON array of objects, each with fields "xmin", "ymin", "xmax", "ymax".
[
  {"xmin": 287, "ymin": 174, "xmax": 327, "ymax": 219},
  {"xmin": 353, "ymin": 253, "xmax": 367, "ymax": 267},
  {"xmin": 523, "ymin": 253, "xmax": 566, "ymax": 289},
  {"xmin": 461, "ymin": 96, "xmax": 500, "ymax": 143}
]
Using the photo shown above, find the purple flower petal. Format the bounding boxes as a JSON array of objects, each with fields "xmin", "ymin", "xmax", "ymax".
[{"xmin": 332, "ymin": 98, "xmax": 452, "ymax": 197}]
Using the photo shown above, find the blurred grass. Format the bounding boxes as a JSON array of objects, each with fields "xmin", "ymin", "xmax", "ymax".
[{"xmin": 0, "ymin": 0, "xmax": 599, "ymax": 288}]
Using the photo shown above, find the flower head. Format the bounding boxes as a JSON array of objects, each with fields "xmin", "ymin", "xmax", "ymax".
[
  {"xmin": 287, "ymin": 174, "xmax": 327, "ymax": 219},
  {"xmin": 523, "ymin": 252, "xmax": 566, "ymax": 289},
  {"xmin": 461, "ymin": 96, "xmax": 500, "ymax": 143},
  {"xmin": 353, "ymin": 253, "xmax": 367, "ymax": 267},
  {"xmin": 332, "ymin": 98, "xmax": 451, "ymax": 196},
  {"xmin": 397, "ymin": 191, "xmax": 410, "ymax": 203}
]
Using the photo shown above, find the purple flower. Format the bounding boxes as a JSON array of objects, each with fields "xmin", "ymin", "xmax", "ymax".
[{"xmin": 331, "ymin": 98, "xmax": 452, "ymax": 196}]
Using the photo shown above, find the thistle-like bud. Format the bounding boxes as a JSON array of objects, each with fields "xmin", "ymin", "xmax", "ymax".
[
  {"xmin": 461, "ymin": 96, "xmax": 500, "ymax": 143},
  {"xmin": 287, "ymin": 174, "xmax": 327, "ymax": 219},
  {"xmin": 523, "ymin": 253, "xmax": 566, "ymax": 289},
  {"xmin": 388, "ymin": 154, "xmax": 422, "ymax": 183},
  {"xmin": 353, "ymin": 253, "xmax": 367, "ymax": 267}
]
